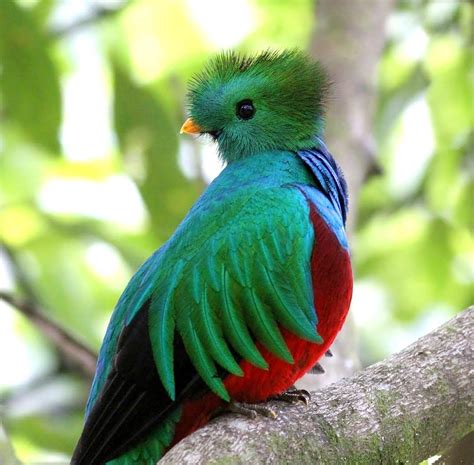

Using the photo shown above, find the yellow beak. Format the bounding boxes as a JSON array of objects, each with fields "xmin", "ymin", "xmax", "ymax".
[{"xmin": 180, "ymin": 118, "xmax": 202, "ymax": 135}]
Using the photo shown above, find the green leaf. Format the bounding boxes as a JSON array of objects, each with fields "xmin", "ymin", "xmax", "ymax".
[{"xmin": 0, "ymin": 0, "xmax": 61, "ymax": 153}]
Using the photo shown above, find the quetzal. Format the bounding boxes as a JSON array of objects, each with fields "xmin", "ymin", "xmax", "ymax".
[{"xmin": 72, "ymin": 50, "xmax": 353, "ymax": 465}]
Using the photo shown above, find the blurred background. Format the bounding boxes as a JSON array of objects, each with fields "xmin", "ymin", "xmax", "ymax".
[{"xmin": 0, "ymin": 0, "xmax": 472, "ymax": 463}]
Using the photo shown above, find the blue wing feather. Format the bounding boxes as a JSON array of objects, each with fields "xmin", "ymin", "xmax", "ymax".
[{"xmin": 296, "ymin": 138, "xmax": 349, "ymax": 224}]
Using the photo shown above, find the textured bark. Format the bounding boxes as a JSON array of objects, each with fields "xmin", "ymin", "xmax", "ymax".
[{"xmin": 160, "ymin": 307, "xmax": 473, "ymax": 465}]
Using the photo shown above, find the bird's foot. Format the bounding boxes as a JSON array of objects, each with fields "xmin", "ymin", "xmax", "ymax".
[
  {"xmin": 269, "ymin": 388, "xmax": 311, "ymax": 406},
  {"xmin": 307, "ymin": 350, "xmax": 332, "ymax": 375},
  {"xmin": 226, "ymin": 401, "xmax": 278, "ymax": 420}
]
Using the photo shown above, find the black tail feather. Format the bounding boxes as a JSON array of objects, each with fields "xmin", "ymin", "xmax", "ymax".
[
  {"xmin": 72, "ymin": 302, "xmax": 211, "ymax": 465},
  {"xmin": 72, "ymin": 374, "xmax": 146, "ymax": 465}
]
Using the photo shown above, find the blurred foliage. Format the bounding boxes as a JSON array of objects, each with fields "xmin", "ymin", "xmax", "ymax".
[
  {"xmin": 355, "ymin": 0, "xmax": 473, "ymax": 361},
  {"xmin": 0, "ymin": 0, "xmax": 472, "ymax": 462},
  {"xmin": 0, "ymin": 0, "xmax": 61, "ymax": 153}
]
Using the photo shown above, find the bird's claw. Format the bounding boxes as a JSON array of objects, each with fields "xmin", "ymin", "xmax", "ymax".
[
  {"xmin": 310, "ymin": 362, "xmax": 325, "ymax": 374},
  {"xmin": 270, "ymin": 388, "xmax": 311, "ymax": 406},
  {"xmin": 226, "ymin": 401, "xmax": 278, "ymax": 420}
]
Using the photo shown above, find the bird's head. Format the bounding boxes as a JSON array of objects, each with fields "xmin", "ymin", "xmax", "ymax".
[{"xmin": 181, "ymin": 50, "xmax": 330, "ymax": 163}]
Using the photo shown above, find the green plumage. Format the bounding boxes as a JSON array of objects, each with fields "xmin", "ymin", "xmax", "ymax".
[
  {"xmin": 89, "ymin": 150, "xmax": 323, "ymax": 411},
  {"xmin": 150, "ymin": 165, "xmax": 322, "ymax": 400}
]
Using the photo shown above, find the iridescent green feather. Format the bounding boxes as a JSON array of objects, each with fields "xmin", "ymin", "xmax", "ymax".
[
  {"xmin": 163, "ymin": 185, "xmax": 322, "ymax": 399},
  {"xmin": 88, "ymin": 150, "xmax": 323, "ymax": 411},
  {"xmin": 178, "ymin": 317, "xmax": 230, "ymax": 400},
  {"xmin": 197, "ymin": 284, "xmax": 243, "ymax": 376},
  {"xmin": 220, "ymin": 268, "xmax": 268, "ymax": 369}
]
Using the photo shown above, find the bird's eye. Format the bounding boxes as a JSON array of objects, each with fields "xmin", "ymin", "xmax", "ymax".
[{"xmin": 236, "ymin": 99, "xmax": 255, "ymax": 120}]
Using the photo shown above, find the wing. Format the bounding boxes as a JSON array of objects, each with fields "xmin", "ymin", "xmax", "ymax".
[
  {"xmin": 73, "ymin": 184, "xmax": 321, "ymax": 464},
  {"xmin": 150, "ymin": 185, "xmax": 323, "ymax": 401}
]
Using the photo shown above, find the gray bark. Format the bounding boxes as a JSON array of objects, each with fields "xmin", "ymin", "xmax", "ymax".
[{"xmin": 160, "ymin": 307, "xmax": 474, "ymax": 465}]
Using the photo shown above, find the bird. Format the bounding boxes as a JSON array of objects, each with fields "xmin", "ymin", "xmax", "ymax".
[{"xmin": 71, "ymin": 50, "xmax": 353, "ymax": 465}]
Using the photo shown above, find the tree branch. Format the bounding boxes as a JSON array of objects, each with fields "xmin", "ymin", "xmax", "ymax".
[
  {"xmin": 160, "ymin": 307, "xmax": 473, "ymax": 464},
  {"xmin": 0, "ymin": 292, "xmax": 97, "ymax": 379}
]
